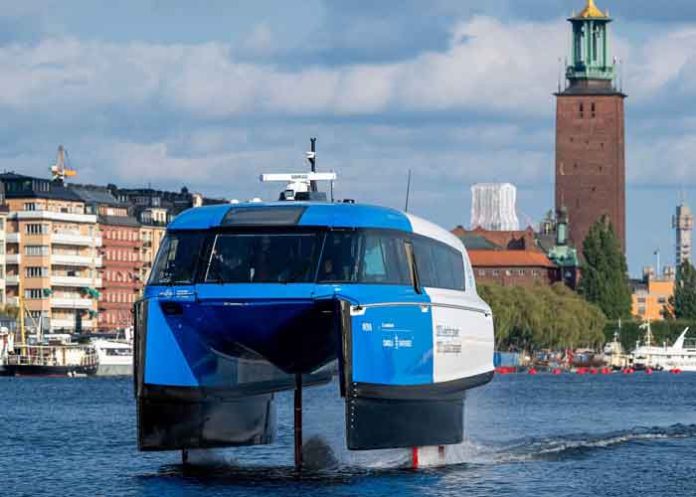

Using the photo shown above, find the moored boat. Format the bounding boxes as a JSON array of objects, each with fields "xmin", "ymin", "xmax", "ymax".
[
  {"xmin": 93, "ymin": 339, "xmax": 133, "ymax": 376},
  {"xmin": 632, "ymin": 323, "xmax": 696, "ymax": 372}
]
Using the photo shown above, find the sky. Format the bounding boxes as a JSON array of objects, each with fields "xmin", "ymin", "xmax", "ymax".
[{"xmin": 2, "ymin": 0, "xmax": 696, "ymax": 276}]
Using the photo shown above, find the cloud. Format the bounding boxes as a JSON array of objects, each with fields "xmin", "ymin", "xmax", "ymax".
[{"xmin": 0, "ymin": 17, "xmax": 565, "ymax": 119}]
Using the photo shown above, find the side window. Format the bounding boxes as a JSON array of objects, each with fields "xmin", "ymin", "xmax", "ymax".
[
  {"xmin": 412, "ymin": 236, "xmax": 465, "ymax": 291},
  {"xmin": 412, "ymin": 237, "xmax": 437, "ymax": 287},
  {"xmin": 358, "ymin": 232, "xmax": 410, "ymax": 285},
  {"xmin": 318, "ymin": 230, "xmax": 410, "ymax": 285}
]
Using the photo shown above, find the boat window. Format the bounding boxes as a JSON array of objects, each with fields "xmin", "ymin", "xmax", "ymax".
[
  {"xmin": 149, "ymin": 232, "xmax": 206, "ymax": 285},
  {"xmin": 412, "ymin": 236, "xmax": 465, "ymax": 291},
  {"xmin": 318, "ymin": 230, "xmax": 411, "ymax": 285},
  {"xmin": 205, "ymin": 232, "xmax": 321, "ymax": 283}
]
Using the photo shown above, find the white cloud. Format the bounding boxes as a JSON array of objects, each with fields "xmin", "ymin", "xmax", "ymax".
[{"xmin": 0, "ymin": 17, "xmax": 567, "ymax": 118}]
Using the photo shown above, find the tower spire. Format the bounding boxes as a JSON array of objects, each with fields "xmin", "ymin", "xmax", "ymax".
[
  {"xmin": 566, "ymin": 0, "xmax": 614, "ymax": 85},
  {"xmin": 576, "ymin": 0, "xmax": 607, "ymax": 19}
]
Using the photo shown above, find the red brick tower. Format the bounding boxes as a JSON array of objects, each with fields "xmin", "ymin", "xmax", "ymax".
[{"xmin": 555, "ymin": 0, "xmax": 626, "ymax": 253}]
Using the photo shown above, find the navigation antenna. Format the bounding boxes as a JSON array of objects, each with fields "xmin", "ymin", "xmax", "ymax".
[
  {"xmin": 404, "ymin": 169, "xmax": 412, "ymax": 212},
  {"xmin": 307, "ymin": 137, "xmax": 317, "ymax": 192},
  {"xmin": 260, "ymin": 137, "xmax": 337, "ymax": 201}
]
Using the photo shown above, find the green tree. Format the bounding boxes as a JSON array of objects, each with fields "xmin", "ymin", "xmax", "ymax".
[
  {"xmin": 478, "ymin": 282, "xmax": 606, "ymax": 351},
  {"xmin": 579, "ymin": 216, "xmax": 632, "ymax": 319},
  {"xmin": 668, "ymin": 260, "xmax": 696, "ymax": 319}
]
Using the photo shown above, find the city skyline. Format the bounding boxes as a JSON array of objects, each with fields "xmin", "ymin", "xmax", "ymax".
[{"xmin": 2, "ymin": 1, "xmax": 696, "ymax": 274}]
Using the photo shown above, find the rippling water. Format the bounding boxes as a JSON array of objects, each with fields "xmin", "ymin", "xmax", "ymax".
[{"xmin": 3, "ymin": 373, "xmax": 696, "ymax": 496}]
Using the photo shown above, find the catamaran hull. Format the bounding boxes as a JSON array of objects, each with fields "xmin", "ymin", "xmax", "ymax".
[{"xmin": 135, "ymin": 290, "xmax": 494, "ymax": 452}]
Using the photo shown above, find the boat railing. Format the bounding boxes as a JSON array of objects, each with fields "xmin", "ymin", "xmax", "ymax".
[{"xmin": 3, "ymin": 344, "xmax": 99, "ymax": 367}]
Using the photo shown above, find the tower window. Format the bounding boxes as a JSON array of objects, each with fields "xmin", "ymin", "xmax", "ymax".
[
  {"xmin": 591, "ymin": 102, "xmax": 596, "ymax": 118},
  {"xmin": 579, "ymin": 103, "xmax": 584, "ymax": 118}
]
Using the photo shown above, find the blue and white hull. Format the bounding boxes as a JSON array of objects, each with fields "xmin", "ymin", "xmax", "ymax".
[{"xmin": 135, "ymin": 202, "xmax": 494, "ymax": 458}]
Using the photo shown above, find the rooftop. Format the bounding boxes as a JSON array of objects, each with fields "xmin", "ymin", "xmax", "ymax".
[
  {"xmin": 468, "ymin": 250, "xmax": 557, "ymax": 269},
  {"xmin": 572, "ymin": 0, "xmax": 608, "ymax": 20}
]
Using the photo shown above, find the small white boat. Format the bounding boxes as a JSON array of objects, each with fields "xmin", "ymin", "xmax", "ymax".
[
  {"xmin": 631, "ymin": 324, "xmax": 696, "ymax": 372},
  {"xmin": 602, "ymin": 330, "xmax": 629, "ymax": 370},
  {"xmin": 93, "ymin": 339, "xmax": 133, "ymax": 376}
]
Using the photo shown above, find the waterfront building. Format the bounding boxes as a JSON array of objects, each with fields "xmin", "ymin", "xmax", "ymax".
[
  {"xmin": 470, "ymin": 183, "xmax": 520, "ymax": 231},
  {"xmin": 70, "ymin": 185, "xmax": 142, "ymax": 331},
  {"xmin": 555, "ymin": 0, "xmax": 626, "ymax": 252},
  {"xmin": 467, "ymin": 250, "xmax": 559, "ymax": 287},
  {"xmin": 108, "ymin": 185, "xmax": 226, "ymax": 223},
  {"xmin": 452, "ymin": 226, "xmax": 561, "ymax": 287},
  {"xmin": 0, "ymin": 173, "xmax": 101, "ymax": 332},
  {"xmin": 631, "ymin": 266, "xmax": 675, "ymax": 321},
  {"xmin": 139, "ymin": 223, "xmax": 166, "ymax": 284},
  {"xmin": 452, "ymin": 226, "xmax": 539, "ymax": 252},
  {"xmin": 673, "ymin": 202, "xmax": 693, "ymax": 267},
  {"xmin": 0, "ymin": 206, "xmax": 8, "ymax": 305},
  {"xmin": 537, "ymin": 208, "xmax": 581, "ymax": 289}
]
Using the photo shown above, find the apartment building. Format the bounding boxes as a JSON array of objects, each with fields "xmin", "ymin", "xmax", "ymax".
[
  {"xmin": 140, "ymin": 219, "xmax": 166, "ymax": 284},
  {"xmin": 71, "ymin": 185, "xmax": 141, "ymax": 331},
  {"xmin": 0, "ymin": 206, "xmax": 7, "ymax": 306},
  {"xmin": 0, "ymin": 174, "xmax": 101, "ymax": 332}
]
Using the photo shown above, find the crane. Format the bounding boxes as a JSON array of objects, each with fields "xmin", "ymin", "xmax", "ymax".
[{"xmin": 50, "ymin": 145, "xmax": 78, "ymax": 182}]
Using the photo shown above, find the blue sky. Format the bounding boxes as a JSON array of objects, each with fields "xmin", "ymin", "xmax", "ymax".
[{"xmin": 2, "ymin": 0, "xmax": 696, "ymax": 275}]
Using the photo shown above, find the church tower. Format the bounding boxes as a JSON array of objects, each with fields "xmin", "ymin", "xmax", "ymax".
[{"xmin": 555, "ymin": 0, "xmax": 626, "ymax": 253}]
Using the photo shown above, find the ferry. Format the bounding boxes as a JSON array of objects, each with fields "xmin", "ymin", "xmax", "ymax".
[
  {"xmin": 632, "ymin": 323, "xmax": 696, "ymax": 372},
  {"xmin": 134, "ymin": 151, "xmax": 494, "ymax": 467}
]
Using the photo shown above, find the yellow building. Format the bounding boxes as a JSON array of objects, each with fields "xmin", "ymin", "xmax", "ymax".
[
  {"xmin": 1, "ymin": 173, "xmax": 101, "ymax": 332},
  {"xmin": 0, "ymin": 207, "xmax": 7, "ymax": 306},
  {"xmin": 139, "ymin": 222, "xmax": 166, "ymax": 284},
  {"xmin": 631, "ymin": 267, "xmax": 675, "ymax": 321}
]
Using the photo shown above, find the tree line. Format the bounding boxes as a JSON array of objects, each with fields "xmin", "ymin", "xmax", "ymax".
[{"xmin": 478, "ymin": 282, "xmax": 606, "ymax": 351}]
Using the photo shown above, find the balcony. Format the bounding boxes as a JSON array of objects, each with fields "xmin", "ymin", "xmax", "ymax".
[
  {"xmin": 6, "ymin": 254, "xmax": 21, "ymax": 264},
  {"xmin": 6, "ymin": 275, "xmax": 19, "ymax": 285},
  {"xmin": 7, "ymin": 297, "xmax": 19, "ymax": 306},
  {"xmin": 50, "ymin": 276, "xmax": 100, "ymax": 287},
  {"xmin": 50, "ymin": 297, "xmax": 94, "ymax": 309},
  {"xmin": 51, "ymin": 318, "xmax": 95, "ymax": 330},
  {"xmin": 13, "ymin": 210, "xmax": 97, "ymax": 224},
  {"xmin": 51, "ymin": 254, "xmax": 101, "ymax": 267},
  {"xmin": 6, "ymin": 232, "xmax": 20, "ymax": 243},
  {"xmin": 52, "ymin": 232, "xmax": 102, "ymax": 247}
]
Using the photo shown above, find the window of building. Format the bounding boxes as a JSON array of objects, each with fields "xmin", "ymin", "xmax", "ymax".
[
  {"xmin": 658, "ymin": 297, "xmax": 667, "ymax": 304},
  {"xmin": 591, "ymin": 102, "xmax": 596, "ymax": 118},
  {"xmin": 26, "ymin": 267, "xmax": 49, "ymax": 278},
  {"xmin": 492, "ymin": 270, "xmax": 500, "ymax": 277},
  {"xmin": 637, "ymin": 297, "xmax": 646, "ymax": 303},
  {"xmin": 638, "ymin": 306, "xmax": 646, "ymax": 315},
  {"xmin": 579, "ymin": 102, "xmax": 584, "ymax": 118},
  {"xmin": 25, "ymin": 245, "xmax": 50, "ymax": 256},
  {"xmin": 25, "ymin": 289, "xmax": 43, "ymax": 299},
  {"xmin": 24, "ymin": 203, "xmax": 37, "ymax": 211},
  {"xmin": 25, "ymin": 224, "xmax": 49, "ymax": 235}
]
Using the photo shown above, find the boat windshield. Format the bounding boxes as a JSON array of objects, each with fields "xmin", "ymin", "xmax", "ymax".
[
  {"xmin": 149, "ymin": 228, "xmax": 462, "ymax": 289},
  {"xmin": 205, "ymin": 232, "xmax": 322, "ymax": 283},
  {"xmin": 149, "ymin": 232, "xmax": 206, "ymax": 285}
]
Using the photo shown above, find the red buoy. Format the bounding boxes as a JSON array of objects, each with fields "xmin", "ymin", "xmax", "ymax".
[
  {"xmin": 590, "ymin": 368, "xmax": 598, "ymax": 375},
  {"xmin": 671, "ymin": 368, "xmax": 682, "ymax": 374},
  {"xmin": 601, "ymin": 368, "xmax": 611, "ymax": 375},
  {"xmin": 646, "ymin": 368, "xmax": 653, "ymax": 375},
  {"xmin": 576, "ymin": 367, "xmax": 587, "ymax": 375},
  {"xmin": 528, "ymin": 368, "xmax": 538, "ymax": 375},
  {"xmin": 552, "ymin": 368, "xmax": 562, "ymax": 375}
]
